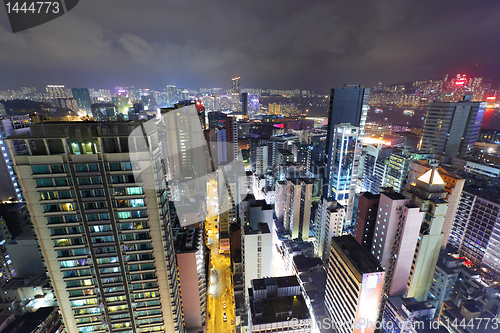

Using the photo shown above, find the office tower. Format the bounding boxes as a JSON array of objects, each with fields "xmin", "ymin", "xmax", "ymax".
[
  {"xmin": 384, "ymin": 151, "xmax": 412, "ymax": 193},
  {"xmin": 254, "ymin": 145, "xmax": 268, "ymax": 175},
  {"xmin": 241, "ymin": 92, "xmax": 248, "ymax": 116},
  {"xmin": 407, "ymin": 161, "xmax": 464, "ymax": 249},
  {"xmin": 418, "ymin": 96, "xmax": 486, "ymax": 158},
  {"xmin": 165, "ymin": 85, "xmax": 179, "ymax": 106},
  {"xmin": 325, "ymin": 86, "xmax": 370, "ymax": 151},
  {"xmin": 283, "ymin": 178, "xmax": 313, "ymax": 240},
  {"xmin": 354, "ymin": 192, "xmax": 380, "ymax": 252},
  {"xmin": 325, "ymin": 124, "xmax": 361, "ymax": 227},
  {"xmin": 247, "ymin": 94, "xmax": 259, "ymax": 119},
  {"xmin": 175, "ymin": 228, "xmax": 206, "ymax": 331},
  {"xmin": 314, "ymin": 197, "xmax": 344, "ymax": 263},
  {"xmin": 226, "ymin": 116, "xmax": 238, "ymax": 162},
  {"xmin": 8, "ymin": 122, "xmax": 185, "ymax": 333},
  {"xmin": 361, "ymin": 144, "xmax": 392, "ymax": 194},
  {"xmin": 371, "ymin": 192, "xmax": 424, "ymax": 297},
  {"xmin": 268, "ymin": 103, "xmax": 280, "ymax": 115},
  {"xmin": 448, "ymin": 185, "xmax": 500, "ymax": 276},
  {"xmin": 242, "ymin": 223, "xmax": 272, "ymax": 295},
  {"xmin": 231, "ymin": 77, "xmax": 241, "ymax": 94},
  {"xmin": 71, "ymin": 88, "xmax": 92, "ymax": 113},
  {"xmin": 325, "ymin": 235, "xmax": 384, "ymax": 333},
  {"xmin": 404, "ymin": 169, "xmax": 449, "ymax": 301}
]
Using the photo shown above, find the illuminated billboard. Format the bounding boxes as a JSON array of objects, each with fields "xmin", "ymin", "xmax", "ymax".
[{"xmin": 353, "ymin": 272, "xmax": 385, "ymax": 333}]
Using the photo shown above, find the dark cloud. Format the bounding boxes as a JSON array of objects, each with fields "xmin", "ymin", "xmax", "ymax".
[{"xmin": 0, "ymin": 0, "xmax": 499, "ymax": 91}]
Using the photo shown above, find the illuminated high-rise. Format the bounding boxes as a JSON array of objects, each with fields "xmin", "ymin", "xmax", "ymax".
[
  {"xmin": 325, "ymin": 235, "xmax": 384, "ymax": 333},
  {"xmin": 325, "ymin": 124, "xmax": 361, "ymax": 228},
  {"xmin": 419, "ymin": 96, "xmax": 486, "ymax": 158},
  {"xmin": 325, "ymin": 86, "xmax": 369, "ymax": 229},
  {"xmin": 404, "ymin": 169, "xmax": 449, "ymax": 301},
  {"xmin": 9, "ymin": 121, "xmax": 186, "ymax": 333},
  {"xmin": 231, "ymin": 77, "xmax": 241, "ymax": 94}
]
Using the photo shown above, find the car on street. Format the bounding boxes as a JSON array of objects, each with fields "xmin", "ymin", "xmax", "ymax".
[
  {"xmin": 222, "ymin": 301, "xmax": 226, "ymax": 309},
  {"xmin": 223, "ymin": 312, "xmax": 227, "ymax": 322}
]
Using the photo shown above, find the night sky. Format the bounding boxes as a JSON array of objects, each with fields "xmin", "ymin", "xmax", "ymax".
[{"xmin": 1, "ymin": 0, "xmax": 500, "ymax": 91}]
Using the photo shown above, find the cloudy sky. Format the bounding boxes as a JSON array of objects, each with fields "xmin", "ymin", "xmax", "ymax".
[{"xmin": 1, "ymin": 0, "xmax": 499, "ymax": 92}]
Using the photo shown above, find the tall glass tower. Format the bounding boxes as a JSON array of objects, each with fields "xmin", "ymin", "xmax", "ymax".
[{"xmin": 325, "ymin": 86, "xmax": 370, "ymax": 230}]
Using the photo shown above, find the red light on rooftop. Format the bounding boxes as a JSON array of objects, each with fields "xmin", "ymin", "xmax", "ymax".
[{"xmin": 455, "ymin": 81, "xmax": 465, "ymax": 86}]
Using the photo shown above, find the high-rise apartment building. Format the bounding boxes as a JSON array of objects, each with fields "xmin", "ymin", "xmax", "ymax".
[
  {"xmin": 326, "ymin": 124, "xmax": 362, "ymax": 227},
  {"xmin": 225, "ymin": 116, "xmax": 238, "ymax": 163},
  {"xmin": 384, "ymin": 151, "xmax": 412, "ymax": 193},
  {"xmin": 419, "ymin": 96, "xmax": 486, "ymax": 158},
  {"xmin": 361, "ymin": 144, "xmax": 392, "ymax": 194},
  {"xmin": 354, "ymin": 192, "xmax": 380, "ymax": 252},
  {"xmin": 242, "ymin": 223, "xmax": 272, "ymax": 296},
  {"xmin": 283, "ymin": 178, "xmax": 313, "ymax": 240},
  {"xmin": 448, "ymin": 185, "xmax": 500, "ymax": 276},
  {"xmin": 175, "ymin": 228, "xmax": 207, "ymax": 331},
  {"xmin": 71, "ymin": 88, "xmax": 92, "ymax": 113},
  {"xmin": 407, "ymin": 161, "xmax": 464, "ymax": 249},
  {"xmin": 8, "ymin": 121, "xmax": 185, "ymax": 333},
  {"xmin": 231, "ymin": 77, "xmax": 241, "ymax": 94},
  {"xmin": 404, "ymin": 169, "xmax": 449, "ymax": 301},
  {"xmin": 370, "ymin": 192, "xmax": 424, "ymax": 297},
  {"xmin": 314, "ymin": 197, "xmax": 344, "ymax": 263},
  {"xmin": 325, "ymin": 235, "xmax": 384, "ymax": 333},
  {"xmin": 254, "ymin": 145, "xmax": 268, "ymax": 175},
  {"xmin": 46, "ymin": 85, "xmax": 69, "ymax": 99}
]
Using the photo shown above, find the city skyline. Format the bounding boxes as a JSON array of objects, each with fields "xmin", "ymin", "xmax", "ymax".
[{"xmin": 1, "ymin": 1, "xmax": 500, "ymax": 91}]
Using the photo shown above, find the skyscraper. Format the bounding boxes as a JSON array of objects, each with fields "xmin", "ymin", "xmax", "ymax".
[
  {"xmin": 283, "ymin": 178, "xmax": 313, "ymax": 240},
  {"xmin": 9, "ymin": 121, "xmax": 185, "ymax": 333},
  {"xmin": 418, "ymin": 96, "xmax": 486, "ymax": 158},
  {"xmin": 404, "ymin": 169, "xmax": 449, "ymax": 301},
  {"xmin": 231, "ymin": 77, "xmax": 241, "ymax": 94},
  {"xmin": 325, "ymin": 235, "xmax": 384, "ymax": 333},
  {"xmin": 325, "ymin": 86, "xmax": 369, "ymax": 229},
  {"xmin": 354, "ymin": 192, "xmax": 380, "ymax": 252},
  {"xmin": 314, "ymin": 197, "xmax": 345, "ymax": 263},
  {"xmin": 241, "ymin": 92, "xmax": 248, "ymax": 116},
  {"xmin": 325, "ymin": 86, "xmax": 370, "ymax": 148},
  {"xmin": 370, "ymin": 192, "xmax": 424, "ymax": 297},
  {"xmin": 325, "ymin": 124, "xmax": 361, "ymax": 227},
  {"xmin": 71, "ymin": 88, "xmax": 92, "ymax": 113}
]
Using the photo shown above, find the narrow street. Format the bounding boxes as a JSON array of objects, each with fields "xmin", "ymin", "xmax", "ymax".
[{"xmin": 206, "ymin": 177, "xmax": 235, "ymax": 333}]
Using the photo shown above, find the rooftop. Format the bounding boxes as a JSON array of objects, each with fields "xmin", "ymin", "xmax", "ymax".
[
  {"xmin": 243, "ymin": 223, "xmax": 270, "ymax": 235},
  {"xmin": 382, "ymin": 190, "xmax": 406, "ymax": 201},
  {"xmin": 293, "ymin": 255, "xmax": 323, "ymax": 272},
  {"xmin": 332, "ymin": 235, "xmax": 384, "ymax": 275}
]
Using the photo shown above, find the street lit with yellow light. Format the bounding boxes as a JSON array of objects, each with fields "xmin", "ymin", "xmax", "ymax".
[{"xmin": 206, "ymin": 176, "xmax": 236, "ymax": 333}]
